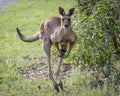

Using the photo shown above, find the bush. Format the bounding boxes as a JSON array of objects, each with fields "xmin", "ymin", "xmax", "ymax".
[{"xmin": 68, "ymin": 0, "xmax": 120, "ymax": 95}]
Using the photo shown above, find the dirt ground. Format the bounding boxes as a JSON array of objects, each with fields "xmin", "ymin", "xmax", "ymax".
[{"xmin": 18, "ymin": 56, "xmax": 73, "ymax": 80}]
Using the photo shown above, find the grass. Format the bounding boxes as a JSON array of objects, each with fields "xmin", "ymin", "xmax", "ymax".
[
  {"xmin": 0, "ymin": 0, "xmax": 119, "ymax": 96},
  {"xmin": 0, "ymin": 0, "xmax": 77, "ymax": 96},
  {"xmin": 0, "ymin": 0, "xmax": 76, "ymax": 67}
]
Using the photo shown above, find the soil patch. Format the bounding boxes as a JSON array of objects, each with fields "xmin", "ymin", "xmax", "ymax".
[{"xmin": 18, "ymin": 56, "xmax": 72, "ymax": 80}]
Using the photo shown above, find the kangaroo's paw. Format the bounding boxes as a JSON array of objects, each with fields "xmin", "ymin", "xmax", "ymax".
[
  {"xmin": 58, "ymin": 81, "xmax": 64, "ymax": 91},
  {"xmin": 53, "ymin": 83, "xmax": 59, "ymax": 92}
]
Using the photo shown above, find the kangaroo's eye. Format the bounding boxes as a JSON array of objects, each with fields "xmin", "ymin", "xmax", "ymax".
[{"xmin": 68, "ymin": 18, "xmax": 70, "ymax": 21}]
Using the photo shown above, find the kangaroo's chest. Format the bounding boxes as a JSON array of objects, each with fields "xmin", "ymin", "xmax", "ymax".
[{"xmin": 50, "ymin": 27, "xmax": 76, "ymax": 44}]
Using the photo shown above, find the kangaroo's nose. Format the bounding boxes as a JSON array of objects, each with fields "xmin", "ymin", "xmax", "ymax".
[{"xmin": 65, "ymin": 25, "xmax": 68, "ymax": 28}]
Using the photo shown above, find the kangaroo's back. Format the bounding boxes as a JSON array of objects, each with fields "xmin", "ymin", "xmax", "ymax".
[{"xmin": 40, "ymin": 17, "xmax": 61, "ymax": 37}]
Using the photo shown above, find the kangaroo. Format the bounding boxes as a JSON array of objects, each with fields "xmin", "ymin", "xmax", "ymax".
[{"xmin": 16, "ymin": 7, "xmax": 77, "ymax": 92}]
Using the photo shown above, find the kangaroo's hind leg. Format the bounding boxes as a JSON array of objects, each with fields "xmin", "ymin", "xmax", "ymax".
[
  {"xmin": 42, "ymin": 38, "xmax": 59, "ymax": 92},
  {"xmin": 55, "ymin": 57, "xmax": 64, "ymax": 91}
]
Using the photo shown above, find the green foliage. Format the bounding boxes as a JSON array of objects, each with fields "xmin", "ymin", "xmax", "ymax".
[
  {"xmin": 68, "ymin": 0, "xmax": 120, "ymax": 95},
  {"xmin": 72, "ymin": 0, "xmax": 120, "ymax": 71}
]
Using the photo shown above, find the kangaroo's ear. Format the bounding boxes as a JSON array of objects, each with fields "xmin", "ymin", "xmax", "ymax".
[
  {"xmin": 68, "ymin": 8, "xmax": 75, "ymax": 16},
  {"xmin": 59, "ymin": 7, "xmax": 65, "ymax": 16}
]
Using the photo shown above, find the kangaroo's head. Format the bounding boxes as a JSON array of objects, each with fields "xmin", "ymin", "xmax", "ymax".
[{"xmin": 59, "ymin": 7, "xmax": 75, "ymax": 28}]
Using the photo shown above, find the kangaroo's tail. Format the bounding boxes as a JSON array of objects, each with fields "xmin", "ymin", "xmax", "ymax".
[{"xmin": 16, "ymin": 28, "xmax": 39, "ymax": 42}]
